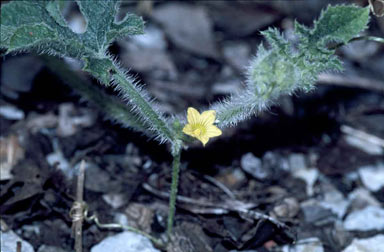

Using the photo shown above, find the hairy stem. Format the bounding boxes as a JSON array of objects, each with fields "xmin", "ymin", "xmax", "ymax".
[
  {"xmin": 111, "ymin": 65, "xmax": 175, "ymax": 143},
  {"xmin": 167, "ymin": 147, "xmax": 181, "ymax": 238},
  {"xmin": 330, "ymin": 35, "xmax": 384, "ymax": 50}
]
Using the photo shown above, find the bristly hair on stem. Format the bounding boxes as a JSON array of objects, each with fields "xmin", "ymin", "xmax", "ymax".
[{"xmin": 167, "ymin": 148, "xmax": 181, "ymax": 238}]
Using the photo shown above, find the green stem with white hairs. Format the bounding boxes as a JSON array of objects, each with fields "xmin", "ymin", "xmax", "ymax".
[
  {"xmin": 110, "ymin": 63, "xmax": 175, "ymax": 144},
  {"xmin": 167, "ymin": 147, "xmax": 181, "ymax": 238}
]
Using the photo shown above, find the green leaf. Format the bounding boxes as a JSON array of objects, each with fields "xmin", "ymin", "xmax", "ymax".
[
  {"xmin": 311, "ymin": 5, "xmax": 370, "ymax": 45},
  {"xmin": 45, "ymin": 1, "xmax": 68, "ymax": 28},
  {"xmin": 212, "ymin": 4, "xmax": 369, "ymax": 128},
  {"xmin": 261, "ymin": 28, "xmax": 291, "ymax": 55},
  {"xmin": 0, "ymin": 0, "xmax": 144, "ymax": 58},
  {"xmin": 83, "ymin": 57, "xmax": 114, "ymax": 84},
  {"xmin": 1, "ymin": 0, "xmax": 174, "ymax": 144},
  {"xmin": 107, "ymin": 13, "xmax": 145, "ymax": 43},
  {"xmin": 9, "ymin": 23, "xmax": 58, "ymax": 49},
  {"xmin": 1, "ymin": 1, "xmax": 80, "ymax": 57},
  {"xmin": 75, "ymin": 0, "xmax": 117, "ymax": 53}
]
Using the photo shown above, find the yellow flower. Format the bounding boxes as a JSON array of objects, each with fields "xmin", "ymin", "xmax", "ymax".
[{"xmin": 182, "ymin": 107, "xmax": 222, "ymax": 146}]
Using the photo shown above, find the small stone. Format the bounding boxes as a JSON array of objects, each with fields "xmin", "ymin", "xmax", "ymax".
[
  {"xmin": 125, "ymin": 203, "xmax": 154, "ymax": 234},
  {"xmin": 293, "ymin": 168, "xmax": 318, "ymax": 196},
  {"xmin": 57, "ymin": 103, "xmax": 96, "ymax": 137},
  {"xmin": 84, "ymin": 162, "xmax": 114, "ymax": 193},
  {"xmin": 103, "ymin": 193, "xmax": 126, "ymax": 209},
  {"xmin": 113, "ymin": 213, "xmax": 129, "ymax": 226},
  {"xmin": 241, "ymin": 153, "xmax": 269, "ymax": 179},
  {"xmin": 272, "ymin": 197, "xmax": 299, "ymax": 218},
  {"xmin": 215, "ymin": 169, "xmax": 246, "ymax": 188},
  {"xmin": 301, "ymin": 200, "xmax": 336, "ymax": 225},
  {"xmin": 319, "ymin": 188, "xmax": 349, "ymax": 218},
  {"xmin": 1, "ymin": 230, "xmax": 35, "ymax": 252},
  {"xmin": 151, "ymin": 3, "xmax": 219, "ymax": 58},
  {"xmin": 358, "ymin": 163, "xmax": 384, "ymax": 191},
  {"xmin": 26, "ymin": 113, "xmax": 58, "ymax": 133},
  {"xmin": 344, "ymin": 206, "xmax": 384, "ymax": 231},
  {"xmin": 167, "ymin": 222, "xmax": 213, "ymax": 252},
  {"xmin": 331, "ymin": 221, "xmax": 352, "ymax": 249},
  {"xmin": 142, "ymin": 160, "xmax": 152, "ymax": 170},
  {"xmin": 20, "ymin": 224, "xmax": 41, "ymax": 240},
  {"xmin": 263, "ymin": 151, "xmax": 290, "ymax": 172},
  {"xmin": 37, "ymin": 245, "xmax": 68, "ymax": 252},
  {"xmin": 1, "ymin": 220, "xmax": 8, "ymax": 231},
  {"xmin": 282, "ymin": 237, "xmax": 324, "ymax": 252},
  {"xmin": 348, "ymin": 188, "xmax": 381, "ymax": 211},
  {"xmin": 222, "ymin": 41, "xmax": 251, "ymax": 72},
  {"xmin": 120, "ymin": 43, "xmax": 177, "ymax": 80},
  {"xmin": 91, "ymin": 231, "xmax": 160, "ymax": 252},
  {"xmin": 0, "ymin": 105, "xmax": 25, "ymax": 120},
  {"xmin": 46, "ymin": 151, "xmax": 71, "ymax": 178},
  {"xmin": 342, "ymin": 234, "xmax": 384, "ymax": 252},
  {"xmin": 344, "ymin": 135, "xmax": 383, "ymax": 155},
  {"xmin": 288, "ymin": 153, "xmax": 315, "ymax": 196},
  {"xmin": 345, "ymin": 171, "xmax": 359, "ymax": 183}
]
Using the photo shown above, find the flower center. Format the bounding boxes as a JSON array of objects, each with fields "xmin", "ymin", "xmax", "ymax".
[{"xmin": 192, "ymin": 124, "xmax": 206, "ymax": 137}]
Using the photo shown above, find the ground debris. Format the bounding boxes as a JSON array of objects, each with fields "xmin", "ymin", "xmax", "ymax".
[
  {"xmin": 343, "ymin": 206, "xmax": 384, "ymax": 231},
  {"xmin": 90, "ymin": 231, "xmax": 160, "ymax": 252},
  {"xmin": 1, "ymin": 229, "xmax": 35, "ymax": 252},
  {"xmin": 151, "ymin": 3, "xmax": 219, "ymax": 59},
  {"xmin": 342, "ymin": 234, "xmax": 384, "ymax": 252},
  {"xmin": 167, "ymin": 222, "xmax": 213, "ymax": 252}
]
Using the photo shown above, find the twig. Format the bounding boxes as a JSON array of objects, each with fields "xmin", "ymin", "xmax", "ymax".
[
  {"xmin": 16, "ymin": 241, "xmax": 21, "ymax": 252},
  {"xmin": 317, "ymin": 73, "xmax": 384, "ymax": 94},
  {"xmin": 203, "ymin": 174, "xmax": 236, "ymax": 199},
  {"xmin": 70, "ymin": 160, "xmax": 86, "ymax": 252},
  {"xmin": 341, "ymin": 125, "xmax": 384, "ymax": 148},
  {"xmin": 143, "ymin": 182, "xmax": 232, "ymax": 208},
  {"xmin": 142, "ymin": 183, "xmax": 289, "ymax": 229},
  {"xmin": 67, "ymin": 160, "xmax": 165, "ymax": 249}
]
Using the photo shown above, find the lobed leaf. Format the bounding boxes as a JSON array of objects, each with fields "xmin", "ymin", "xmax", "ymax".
[
  {"xmin": 0, "ymin": 0, "xmax": 144, "ymax": 58},
  {"xmin": 211, "ymin": 4, "xmax": 370, "ymax": 128},
  {"xmin": 0, "ymin": 0, "xmax": 174, "ymax": 143},
  {"xmin": 311, "ymin": 5, "xmax": 370, "ymax": 45}
]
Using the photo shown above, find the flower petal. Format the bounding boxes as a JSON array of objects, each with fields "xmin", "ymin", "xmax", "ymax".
[
  {"xmin": 206, "ymin": 125, "xmax": 222, "ymax": 137},
  {"xmin": 200, "ymin": 110, "xmax": 216, "ymax": 126},
  {"xmin": 182, "ymin": 124, "xmax": 194, "ymax": 137},
  {"xmin": 198, "ymin": 135, "xmax": 209, "ymax": 146},
  {"xmin": 187, "ymin": 107, "xmax": 200, "ymax": 125}
]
